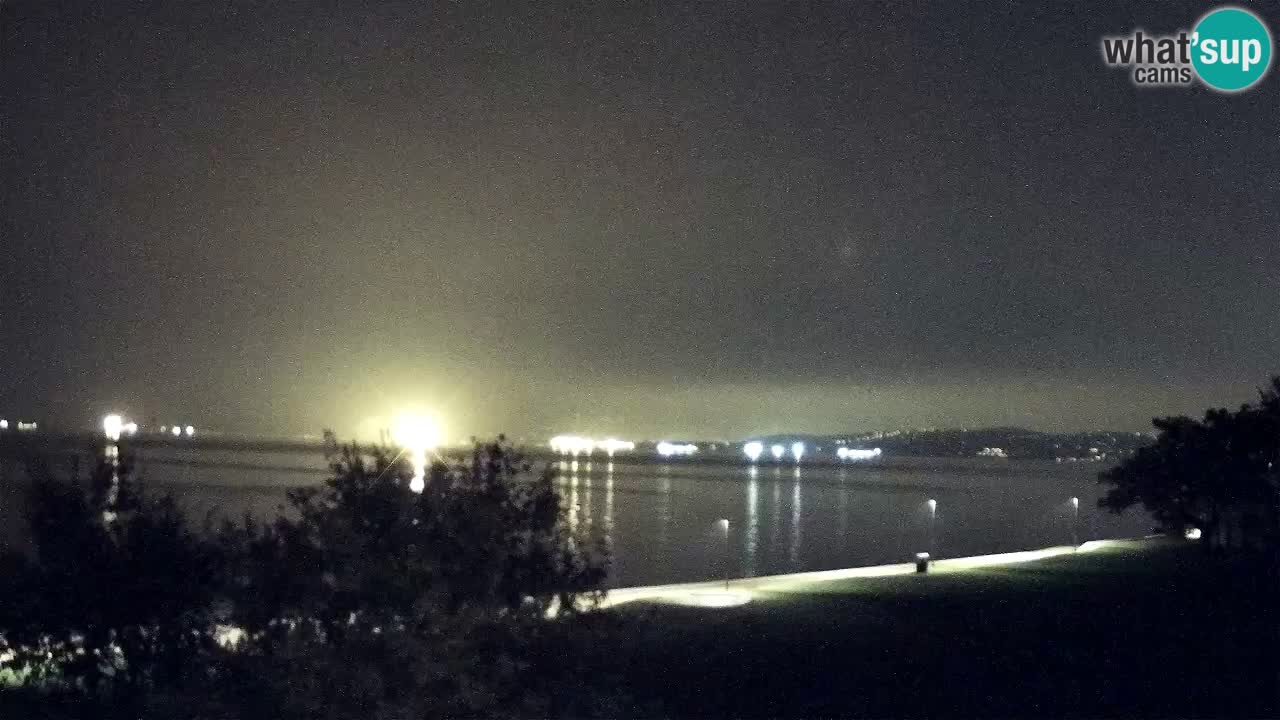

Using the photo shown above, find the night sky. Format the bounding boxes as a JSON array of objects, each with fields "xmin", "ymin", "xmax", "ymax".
[{"xmin": 2, "ymin": 0, "xmax": 1278, "ymax": 440}]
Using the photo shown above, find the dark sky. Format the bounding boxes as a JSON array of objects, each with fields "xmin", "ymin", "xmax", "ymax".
[{"xmin": 2, "ymin": 0, "xmax": 1278, "ymax": 440}]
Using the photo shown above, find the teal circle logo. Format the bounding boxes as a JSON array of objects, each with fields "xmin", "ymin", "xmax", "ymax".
[{"xmin": 1192, "ymin": 7, "xmax": 1272, "ymax": 92}]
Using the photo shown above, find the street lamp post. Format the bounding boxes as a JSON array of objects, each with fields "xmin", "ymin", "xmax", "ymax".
[
  {"xmin": 719, "ymin": 518, "xmax": 731, "ymax": 589},
  {"xmin": 927, "ymin": 498, "xmax": 937, "ymax": 554},
  {"xmin": 1071, "ymin": 496, "xmax": 1080, "ymax": 546}
]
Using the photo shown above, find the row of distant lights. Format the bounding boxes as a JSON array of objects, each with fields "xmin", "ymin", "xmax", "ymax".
[
  {"xmin": 741, "ymin": 441, "xmax": 883, "ymax": 463},
  {"xmin": 0, "ymin": 419, "xmax": 38, "ymax": 432},
  {"xmin": 549, "ymin": 435, "xmax": 637, "ymax": 457},
  {"xmin": 102, "ymin": 414, "xmax": 194, "ymax": 441}
]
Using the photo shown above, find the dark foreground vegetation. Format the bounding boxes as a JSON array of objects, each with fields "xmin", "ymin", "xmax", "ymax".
[{"xmin": 0, "ymin": 438, "xmax": 633, "ymax": 718}]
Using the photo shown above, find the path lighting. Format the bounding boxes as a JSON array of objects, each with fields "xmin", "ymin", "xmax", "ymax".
[
  {"xmin": 790, "ymin": 441, "xmax": 805, "ymax": 463},
  {"xmin": 770, "ymin": 444, "xmax": 785, "ymax": 461},
  {"xmin": 719, "ymin": 518, "xmax": 731, "ymax": 589},
  {"xmin": 1070, "ymin": 496, "xmax": 1080, "ymax": 546},
  {"xmin": 743, "ymin": 441, "xmax": 764, "ymax": 463},
  {"xmin": 927, "ymin": 499, "xmax": 938, "ymax": 553},
  {"xmin": 915, "ymin": 551, "xmax": 931, "ymax": 574}
]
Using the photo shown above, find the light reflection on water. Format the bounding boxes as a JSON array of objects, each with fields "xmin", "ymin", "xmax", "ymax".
[
  {"xmin": 745, "ymin": 467, "xmax": 758, "ymax": 578},
  {"xmin": 2, "ymin": 449, "xmax": 1154, "ymax": 588}
]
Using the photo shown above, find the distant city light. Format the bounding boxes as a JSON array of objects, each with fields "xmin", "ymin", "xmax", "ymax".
[
  {"xmin": 838, "ymin": 447, "xmax": 882, "ymax": 461},
  {"xmin": 599, "ymin": 438, "xmax": 635, "ymax": 457},
  {"xmin": 184, "ymin": 425, "xmax": 195, "ymax": 437},
  {"xmin": 1184, "ymin": 527, "xmax": 1202, "ymax": 540},
  {"xmin": 171, "ymin": 426, "xmax": 183, "ymax": 437},
  {"xmin": 103, "ymin": 414, "xmax": 123, "ymax": 441},
  {"xmin": 790, "ymin": 441, "xmax": 805, "ymax": 463},
  {"xmin": 770, "ymin": 444, "xmax": 785, "ymax": 460},
  {"xmin": 393, "ymin": 414, "xmax": 442, "ymax": 493},
  {"xmin": 550, "ymin": 435, "xmax": 595, "ymax": 456},
  {"xmin": 17, "ymin": 421, "xmax": 37, "ymax": 432},
  {"xmin": 656, "ymin": 441, "xmax": 698, "ymax": 457},
  {"xmin": 743, "ymin": 441, "xmax": 764, "ymax": 462}
]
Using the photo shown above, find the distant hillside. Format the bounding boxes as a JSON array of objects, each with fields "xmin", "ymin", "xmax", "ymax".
[{"xmin": 751, "ymin": 427, "xmax": 1153, "ymax": 462}]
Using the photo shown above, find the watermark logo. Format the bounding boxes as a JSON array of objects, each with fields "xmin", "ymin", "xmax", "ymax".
[{"xmin": 1102, "ymin": 6, "xmax": 1272, "ymax": 92}]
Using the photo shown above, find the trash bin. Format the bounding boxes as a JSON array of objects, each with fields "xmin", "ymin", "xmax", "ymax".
[{"xmin": 915, "ymin": 551, "xmax": 930, "ymax": 574}]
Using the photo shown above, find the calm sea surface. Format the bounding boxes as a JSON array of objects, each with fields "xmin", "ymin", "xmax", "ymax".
[{"xmin": 1, "ymin": 447, "xmax": 1151, "ymax": 588}]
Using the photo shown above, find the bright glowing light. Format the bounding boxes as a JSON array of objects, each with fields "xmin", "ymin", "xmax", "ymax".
[
  {"xmin": 599, "ymin": 438, "xmax": 635, "ymax": 457},
  {"xmin": 184, "ymin": 425, "xmax": 195, "ymax": 437},
  {"xmin": 1071, "ymin": 496, "xmax": 1080, "ymax": 509},
  {"xmin": 124, "ymin": 422, "xmax": 138, "ymax": 436},
  {"xmin": 102, "ymin": 414, "xmax": 123, "ymax": 442},
  {"xmin": 393, "ymin": 414, "xmax": 441, "ymax": 452},
  {"xmin": 743, "ymin": 441, "xmax": 764, "ymax": 462},
  {"xmin": 841, "ymin": 447, "xmax": 882, "ymax": 461},
  {"xmin": 16, "ymin": 422, "xmax": 36, "ymax": 432},
  {"xmin": 927, "ymin": 498, "xmax": 937, "ymax": 513},
  {"xmin": 171, "ymin": 426, "xmax": 183, "ymax": 437},
  {"xmin": 1184, "ymin": 527, "xmax": 1202, "ymax": 540},
  {"xmin": 719, "ymin": 518, "xmax": 730, "ymax": 532},
  {"xmin": 915, "ymin": 552, "xmax": 930, "ymax": 560},
  {"xmin": 0, "ymin": 420, "xmax": 7, "ymax": 430},
  {"xmin": 790, "ymin": 442, "xmax": 805, "ymax": 462},
  {"xmin": 770, "ymin": 444, "xmax": 785, "ymax": 460},
  {"xmin": 394, "ymin": 414, "xmax": 441, "ymax": 493},
  {"xmin": 656, "ymin": 441, "xmax": 698, "ymax": 457},
  {"xmin": 550, "ymin": 435, "xmax": 595, "ymax": 456}
]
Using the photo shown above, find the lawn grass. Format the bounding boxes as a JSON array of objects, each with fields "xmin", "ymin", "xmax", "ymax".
[{"xmin": 599, "ymin": 540, "xmax": 1280, "ymax": 718}]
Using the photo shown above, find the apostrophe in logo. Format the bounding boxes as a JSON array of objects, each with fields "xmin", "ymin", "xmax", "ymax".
[{"xmin": 1191, "ymin": 7, "xmax": 1272, "ymax": 91}]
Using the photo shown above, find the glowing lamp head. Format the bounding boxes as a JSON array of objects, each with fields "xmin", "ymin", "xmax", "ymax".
[
  {"xmin": 0, "ymin": 420, "xmax": 7, "ymax": 430},
  {"xmin": 743, "ymin": 441, "xmax": 764, "ymax": 462},
  {"xmin": 790, "ymin": 441, "xmax": 805, "ymax": 462},
  {"xmin": 102, "ymin": 414, "xmax": 123, "ymax": 442},
  {"xmin": 124, "ymin": 422, "xmax": 138, "ymax": 436},
  {"xmin": 927, "ymin": 498, "xmax": 937, "ymax": 513},
  {"xmin": 1184, "ymin": 527, "xmax": 1202, "ymax": 540},
  {"xmin": 770, "ymin": 444, "xmax": 785, "ymax": 460},
  {"xmin": 171, "ymin": 426, "xmax": 183, "ymax": 437},
  {"xmin": 836, "ymin": 447, "xmax": 849, "ymax": 459},
  {"xmin": 1071, "ymin": 496, "xmax": 1080, "ymax": 509},
  {"xmin": 184, "ymin": 425, "xmax": 195, "ymax": 437},
  {"xmin": 719, "ymin": 518, "xmax": 730, "ymax": 532},
  {"xmin": 915, "ymin": 552, "xmax": 931, "ymax": 560}
]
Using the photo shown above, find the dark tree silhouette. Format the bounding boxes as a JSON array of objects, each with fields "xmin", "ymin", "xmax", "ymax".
[
  {"xmin": 1100, "ymin": 376, "xmax": 1280, "ymax": 553},
  {"xmin": 213, "ymin": 435, "xmax": 616, "ymax": 717}
]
